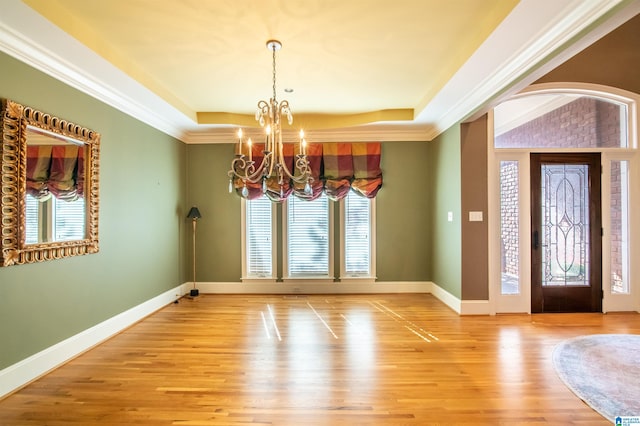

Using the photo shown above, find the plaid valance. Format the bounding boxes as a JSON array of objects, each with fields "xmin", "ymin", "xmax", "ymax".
[
  {"xmin": 234, "ymin": 142, "xmax": 382, "ymax": 201},
  {"xmin": 26, "ymin": 144, "xmax": 85, "ymax": 201},
  {"xmin": 351, "ymin": 142, "xmax": 382, "ymax": 198}
]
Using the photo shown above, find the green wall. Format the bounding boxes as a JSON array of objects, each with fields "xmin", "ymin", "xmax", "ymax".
[
  {"xmin": 186, "ymin": 144, "xmax": 242, "ymax": 282},
  {"xmin": 377, "ymin": 142, "xmax": 431, "ymax": 281},
  {"xmin": 0, "ymin": 52, "xmax": 188, "ymax": 369},
  {"xmin": 428, "ymin": 126, "xmax": 462, "ymax": 298},
  {"xmin": 186, "ymin": 141, "xmax": 431, "ymax": 282}
]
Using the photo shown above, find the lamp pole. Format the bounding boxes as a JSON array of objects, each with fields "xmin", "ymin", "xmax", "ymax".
[{"xmin": 187, "ymin": 207, "xmax": 201, "ymax": 297}]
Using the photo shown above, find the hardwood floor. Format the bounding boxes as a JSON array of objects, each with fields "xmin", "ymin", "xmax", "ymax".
[{"xmin": 1, "ymin": 294, "xmax": 638, "ymax": 425}]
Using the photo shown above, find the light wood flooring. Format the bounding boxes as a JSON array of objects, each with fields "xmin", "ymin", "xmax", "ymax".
[{"xmin": 1, "ymin": 294, "xmax": 639, "ymax": 425}]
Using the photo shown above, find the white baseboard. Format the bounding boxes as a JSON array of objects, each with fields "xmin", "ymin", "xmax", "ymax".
[
  {"xmin": 429, "ymin": 283, "xmax": 461, "ymax": 313},
  {"xmin": 0, "ymin": 285, "xmax": 185, "ymax": 399},
  {"xmin": 460, "ymin": 300, "xmax": 493, "ymax": 315},
  {"xmin": 190, "ymin": 281, "xmax": 434, "ymax": 294},
  {"xmin": 189, "ymin": 281, "xmax": 492, "ymax": 315},
  {"xmin": 429, "ymin": 282, "xmax": 493, "ymax": 315}
]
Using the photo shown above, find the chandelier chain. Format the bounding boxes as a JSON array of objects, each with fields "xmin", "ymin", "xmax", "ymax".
[{"xmin": 272, "ymin": 44, "xmax": 277, "ymax": 102}]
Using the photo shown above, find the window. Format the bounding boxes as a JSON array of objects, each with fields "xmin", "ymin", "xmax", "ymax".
[
  {"xmin": 610, "ymin": 160, "xmax": 630, "ymax": 294},
  {"xmin": 25, "ymin": 194, "xmax": 39, "ymax": 244},
  {"xmin": 284, "ymin": 193, "xmax": 331, "ymax": 277},
  {"xmin": 244, "ymin": 196, "xmax": 275, "ymax": 278},
  {"xmin": 341, "ymin": 192, "xmax": 375, "ymax": 278},
  {"xmin": 54, "ymin": 197, "xmax": 85, "ymax": 241},
  {"xmin": 494, "ymin": 94, "xmax": 628, "ymax": 149},
  {"xmin": 242, "ymin": 191, "xmax": 375, "ymax": 282},
  {"xmin": 499, "ymin": 161, "xmax": 519, "ymax": 294},
  {"xmin": 25, "ymin": 194, "xmax": 85, "ymax": 244}
]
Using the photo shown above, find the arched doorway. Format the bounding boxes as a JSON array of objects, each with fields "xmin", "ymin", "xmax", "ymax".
[{"xmin": 489, "ymin": 83, "xmax": 639, "ymax": 313}]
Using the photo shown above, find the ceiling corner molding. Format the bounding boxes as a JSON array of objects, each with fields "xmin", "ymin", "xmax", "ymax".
[
  {"xmin": 0, "ymin": 0, "xmax": 195, "ymax": 142},
  {"xmin": 417, "ymin": 0, "xmax": 634, "ymax": 141},
  {"xmin": 182, "ymin": 125, "xmax": 432, "ymax": 144}
]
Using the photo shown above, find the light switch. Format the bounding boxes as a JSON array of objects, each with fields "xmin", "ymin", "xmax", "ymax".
[
  {"xmin": 469, "ymin": 211, "xmax": 483, "ymax": 222},
  {"xmin": 447, "ymin": 211, "xmax": 453, "ymax": 222}
]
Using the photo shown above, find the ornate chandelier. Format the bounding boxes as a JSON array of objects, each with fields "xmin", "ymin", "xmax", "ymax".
[{"xmin": 228, "ymin": 40, "xmax": 313, "ymax": 198}]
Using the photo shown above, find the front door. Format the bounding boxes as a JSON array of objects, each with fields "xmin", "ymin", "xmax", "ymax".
[{"xmin": 530, "ymin": 153, "xmax": 602, "ymax": 313}]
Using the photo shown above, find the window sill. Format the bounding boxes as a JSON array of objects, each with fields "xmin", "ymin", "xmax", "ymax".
[
  {"xmin": 281, "ymin": 277, "xmax": 336, "ymax": 285},
  {"xmin": 241, "ymin": 277, "xmax": 278, "ymax": 284},
  {"xmin": 339, "ymin": 276, "xmax": 377, "ymax": 284}
]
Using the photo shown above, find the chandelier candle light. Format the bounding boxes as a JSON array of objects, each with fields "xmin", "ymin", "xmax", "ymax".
[{"xmin": 228, "ymin": 40, "xmax": 313, "ymax": 198}]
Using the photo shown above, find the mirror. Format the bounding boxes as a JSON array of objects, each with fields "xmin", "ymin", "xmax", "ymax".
[{"xmin": 0, "ymin": 99, "xmax": 100, "ymax": 266}]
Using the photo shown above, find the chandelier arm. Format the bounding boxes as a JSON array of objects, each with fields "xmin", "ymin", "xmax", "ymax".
[
  {"xmin": 277, "ymin": 144, "xmax": 311, "ymax": 183},
  {"xmin": 275, "ymin": 107, "xmax": 312, "ymax": 184},
  {"xmin": 265, "ymin": 148, "xmax": 275, "ymax": 178},
  {"xmin": 228, "ymin": 156, "xmax": 250, "ymax": 177},
  {"xmin": 279, "ymin": 100, "xmax": 291, "ymax": 123},
  {"xmin": 229, "ymin": 154, "xmax": 271, "ymax": 183},
  {"xmin": 247, "ymin": 159, "xmax": 267, "ymax": 182},
  {"xmin": 272, "ymin": 100, "xmax": 294, "ymax": 180},
  {"xmin": 275, "ymin": 132, "xmax": 295, "ymax": 180}
]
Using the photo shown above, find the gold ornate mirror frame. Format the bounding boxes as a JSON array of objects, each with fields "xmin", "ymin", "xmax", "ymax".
[{"xmin": 0, "ymin": 99, "xmax": 100, "ymax": 266}]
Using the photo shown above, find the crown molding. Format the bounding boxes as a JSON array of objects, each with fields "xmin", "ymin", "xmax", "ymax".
[
  {"xmin": 0, "ymin": 0, "xmax": 196, "ymax": 141},
  {"xmin": 0, "ymin": 0, "xmax": 637, "ymax": 145},
  {"xmin": 183, "ymin": 124, "xmax": 432, "ymax": 144}
]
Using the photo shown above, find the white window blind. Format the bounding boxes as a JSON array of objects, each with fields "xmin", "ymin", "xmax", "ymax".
[
  {"xmin": 53, "ymin": 197, "xmax": 85, "ymax": 241},
  {"xmin": 287, "ymin": 193, "xmax": 329, "ymax": 276},
  {"xmin": 246, "ymin": 196, "xmax": 273, "ymax": 277},
  {"xmin": 344, "ymin": 192, "xmax": 370, "ymax": 275},
  {"xmin": 25, "ymin": 194, "xmax": 40, "ymax": 244}
]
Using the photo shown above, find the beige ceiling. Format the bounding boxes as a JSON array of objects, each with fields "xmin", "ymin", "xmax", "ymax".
[
  {"xmin": 22, "ymin": 0, "xmax": 517, "ymax": 127},
  {"xmin": 3, "ymin": 0, "xmax": 638, "ymax": 141}
]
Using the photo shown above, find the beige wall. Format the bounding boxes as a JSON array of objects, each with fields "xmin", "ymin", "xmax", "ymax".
[
  {"xmin": 461, "ymin": 115, "xmax": 489, "ymax": 300},
  {"xmin": 536, "ymin": 14, "xmax": 640, "ymax": 92}
]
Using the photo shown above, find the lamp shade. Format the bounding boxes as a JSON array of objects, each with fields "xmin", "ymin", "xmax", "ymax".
[{"xmin": 187, "ymin": 206, "xmax": 201, "ymax": 219}]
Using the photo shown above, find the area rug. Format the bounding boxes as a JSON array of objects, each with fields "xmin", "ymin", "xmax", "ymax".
[{"xmin": 552, "ymin": 334, "xmax": 640, "ymax": 423}]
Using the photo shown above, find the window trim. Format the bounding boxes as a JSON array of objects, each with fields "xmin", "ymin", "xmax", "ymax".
[
  {"xmin": 25, "ymin": 194, "xmax": 85, "ymax": 244},
  {"xmin": 282, "ymin": 193, "xmax": 334, "ymax": 281},
  {"xmin": 339, "ymin": 194, "xmax": 377, "ymax": 281},
  {"xmin": 496, "ymin": 82, "xmax": 638, "ymax": 150},
  {"xmin": 241, "ymin": 193, "xmax": 377, "ymax": 284},
  {"xmin": 241, "ymin": 198, "xmax": 277, "ymax": 282}
]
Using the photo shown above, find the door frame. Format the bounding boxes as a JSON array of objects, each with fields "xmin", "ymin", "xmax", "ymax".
[
  {"xmin": 490, "ymin": 151, "xmax": 532, "ymax": 314},
  {"xmin": 489, "ymin": 149, "xmax": 638, "ymax": 314},
  {"xmin": 488, "ymin": 83, "xmax": 640, "ymax": 315},
  {"xmin": 530, "ymin": 153, "xmax": 602, "ymax": 313}
]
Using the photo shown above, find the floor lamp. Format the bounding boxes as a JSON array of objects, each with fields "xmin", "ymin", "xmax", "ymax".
[{"xmin": 187, "ymin": 206, "xmax": 201, "ymax": 297}]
